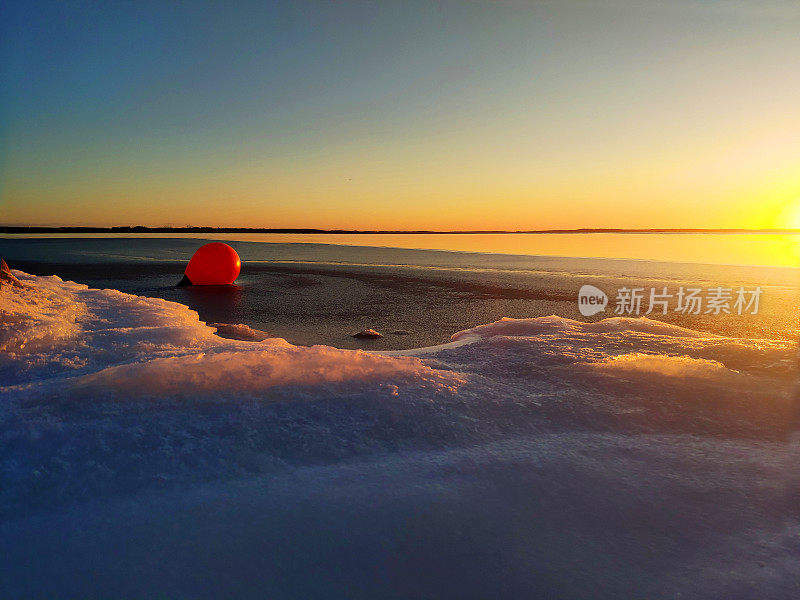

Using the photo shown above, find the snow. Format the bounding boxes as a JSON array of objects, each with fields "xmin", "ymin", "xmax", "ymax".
[
  {"xmin": 211, "ymin": 322, "xmax": 273, "ymax": 341},
  {"xmin": 592, "ymin": 352, "xmax": 738, "ymax": 381},
  {"xmin": 1, "ymin": 271, "xmax": 460, "ymax": 393},
  {"xmin": 450, "ymin": 314, "xmax": 710, "ymax": 341},
  {"xmin": 1, "ymin": 271, "xmax": 797, "ymax": 599}
]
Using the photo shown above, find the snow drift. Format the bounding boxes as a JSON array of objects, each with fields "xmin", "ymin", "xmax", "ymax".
[
  {"xmin": 1, "ymin": 271, "xmax": 798, "ymax": 600},
  {"xmin": 1, "ymin": 271, "xmax": 462, "ymax": 394}
]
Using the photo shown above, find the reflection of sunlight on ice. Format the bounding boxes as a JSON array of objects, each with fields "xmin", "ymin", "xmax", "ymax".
[
  {"xmin": 5, "ymin": 231, "xmax": 800, "ymax": 268},
  {"xmin": 779, "ymin": 200, "xmax": 800, "ymax": 265},
  {"xmin": 777, "ymin": 233, "xmax": 800, "ymax": 266},
  {"xmin": 738, "ymin": 233, "xmax": 800, "ymax": 268},
  {"xmin": 789, "ymin": 232, "xmax": 800, "ymax": 265}
]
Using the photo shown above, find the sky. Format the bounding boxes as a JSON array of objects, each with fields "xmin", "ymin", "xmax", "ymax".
[{"xmin": 2, "ymin": 0, "xmax": 800, "ymax": 230}]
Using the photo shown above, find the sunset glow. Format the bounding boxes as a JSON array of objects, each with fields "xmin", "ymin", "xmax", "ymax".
[
  {"xmin": 2, "ymin": 1, "xmax": 800, "ymax": 230},
  {"xmin": 783, "ymin": 199, "xmax": 800, "ymax": 229},
  {"xmin": 2, "ymin": 4, "xmax": 799, "ymax": 596}
]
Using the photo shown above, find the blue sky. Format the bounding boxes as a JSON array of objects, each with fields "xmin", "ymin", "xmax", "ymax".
[{"xmin": 2, "ymin": 1, "xmax": 799, "ymax": 228}]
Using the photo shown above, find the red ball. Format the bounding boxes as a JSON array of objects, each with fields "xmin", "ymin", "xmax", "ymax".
[{"xmin": 184, "ymin": 242, "xmax": 241, "ymax": 285}]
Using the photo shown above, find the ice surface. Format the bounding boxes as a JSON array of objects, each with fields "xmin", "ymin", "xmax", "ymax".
[{"xmin": 1, "ymin": 272, "xmax": 797, "ymax": 599}]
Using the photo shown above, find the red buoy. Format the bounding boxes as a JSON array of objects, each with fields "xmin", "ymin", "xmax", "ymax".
[{"xmin": 180, "ymin": 242, "xmax": 241, "ymax": 285}]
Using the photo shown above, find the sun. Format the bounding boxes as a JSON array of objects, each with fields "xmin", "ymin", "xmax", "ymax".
[{"xmin": 779, "ymin": 199, "xmax": 800, "ymax": 229}]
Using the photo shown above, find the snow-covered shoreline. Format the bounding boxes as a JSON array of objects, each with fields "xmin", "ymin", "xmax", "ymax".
[{"xmin": 1, "ymin": 271, "xmax": 797, "ymax": 599}]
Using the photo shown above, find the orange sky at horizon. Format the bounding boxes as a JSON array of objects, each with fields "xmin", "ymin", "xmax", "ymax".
[{"xmin": 3, "ymin": 1, "xmax": 800, "ymax": 230}]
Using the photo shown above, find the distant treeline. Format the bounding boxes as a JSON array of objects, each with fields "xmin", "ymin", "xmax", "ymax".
[{"xmin": 1, "ymin": 226, "xmax": 797, "ymax": 234}]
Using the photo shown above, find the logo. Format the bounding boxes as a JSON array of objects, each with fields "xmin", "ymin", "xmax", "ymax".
[
  {"xmin": 577, "ymin": 284, "xmax": 762, "ymax": 317},
  {"xmin": 578, "ymin": 284, "xmax": 608, "ymax": 316}
]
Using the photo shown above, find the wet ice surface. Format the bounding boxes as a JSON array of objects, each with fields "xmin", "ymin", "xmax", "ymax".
[
  {"xmin": 2, "ymin": 236, "xmax": 798, "ymax": 350},
  {"xmin": 1, "ymin": 270, "xmax": 798, "ymax": 599}
]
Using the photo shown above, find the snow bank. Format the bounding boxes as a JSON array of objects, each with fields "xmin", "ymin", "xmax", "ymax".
[
  {"xmin": 0, "ymin": 274, "xmax": 88, "ymax": 355},
  {"xmin": 448, "ymin": 314, "xmax": 795, "ymax": 381},
  {"xmin": 1, "ymin": 271, "xmax": 797, "ymax": 599},
  {"xmin": 1, "ymin": 272, "xmax": 226, "ymax": 385},
  {"xmin": 1, "ymin": 271, "xmax": 461, "ymax": 394},
  {"xmin": 71, "ymin": 347, "xmax": 461, "ymax": 399},
  {"xmin": 450, "ymin": 314, "xmax": 709, "ymax": 341},
  {"xmin": 2, "ymin": 270, "xmax": 792, "ymax": 417},
  {"xmin": 592, "ymin": 352, "xmax": 739, "ymax": 382},
  {"xmin": 211, "ymin": 322, "xmax": 273, "ymax": 341}
]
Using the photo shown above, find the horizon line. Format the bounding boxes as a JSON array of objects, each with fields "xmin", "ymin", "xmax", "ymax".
[{"xmin": 1, "ymin": 226, "xmax": 799, "ymax": 235}]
